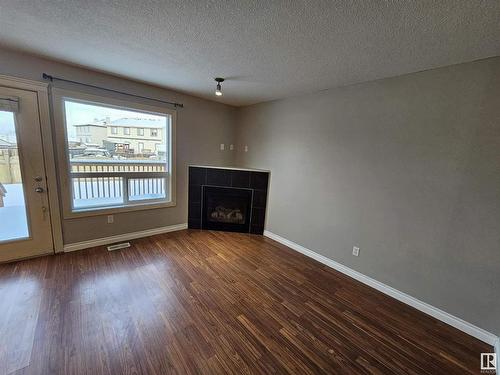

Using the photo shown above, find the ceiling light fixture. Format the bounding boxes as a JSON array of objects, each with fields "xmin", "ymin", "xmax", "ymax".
[{"xmin": 214, "ymin": 77, "xmax": 224, "ymax": 96}]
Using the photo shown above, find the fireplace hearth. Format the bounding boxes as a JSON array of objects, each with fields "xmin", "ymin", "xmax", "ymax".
[{"xmin": 188, "ymin": 166, "xmax": 269, "ymax": 234}]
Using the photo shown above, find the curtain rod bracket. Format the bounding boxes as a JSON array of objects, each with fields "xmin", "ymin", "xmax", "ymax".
[
  {"xmin": 42, "ymin": 73, "xmax": 183, "ymax": 108},
  {"xmin": 42, "ymin": 73, "xmax": 54, "ymax": 82}
]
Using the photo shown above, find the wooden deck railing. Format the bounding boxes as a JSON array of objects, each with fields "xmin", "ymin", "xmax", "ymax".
[{"xmin": 69, "ymin": 160, "xmax": 168, "ymax": 204}]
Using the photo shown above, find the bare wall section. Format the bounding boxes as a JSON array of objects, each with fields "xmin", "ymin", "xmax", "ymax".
[
  {"xmin": 235, "ymin": 57, "xmax": 500, "ymax": 335},
  {"xmin": 0, "ymin": 48, "xmax": 237, "ymax": 244}
]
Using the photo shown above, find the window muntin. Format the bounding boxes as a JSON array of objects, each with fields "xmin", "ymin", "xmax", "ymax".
[{"xmin": 62, "ymin": 98, "xmax": 173, "ymax": 212}]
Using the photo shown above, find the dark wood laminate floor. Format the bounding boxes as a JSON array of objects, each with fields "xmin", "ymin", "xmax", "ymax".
[{"xmin": 0, "ymin": 230, "xmax": 491, "ymax": 374}]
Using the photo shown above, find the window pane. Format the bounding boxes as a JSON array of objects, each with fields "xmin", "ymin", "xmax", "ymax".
[
  {"xmin": 128, "ymin": 177, "xmax": 166, "ymax": 201},
  {"xmin": 72, "ymin": 177, "xmax": 123, "ymax": 208},
  {"xmin": 64, "ymin": 99, "xmax": 170, "ymax": 210},
  {"xmin": 0, "ymin": 111, "xmax": 29, "ymax": 241}
]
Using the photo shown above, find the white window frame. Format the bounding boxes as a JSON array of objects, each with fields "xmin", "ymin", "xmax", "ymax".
[
  {"xmin": 151, "ymin": 128, "xmax": 158, "ymax": 137},
  {"xmin": 111, "ymin": 126, "xmax": 118, "ymax": 134},
  {"xmin": 51, "ymin": 88, "xmax": 176, "ymax": 219},
  {"xmin": 123, "ymin": 127, "xmax": 130, "ymax": 135},
  {"xmin": 137, "ymin": 128, "xmax": 144, "ymax": 136}
]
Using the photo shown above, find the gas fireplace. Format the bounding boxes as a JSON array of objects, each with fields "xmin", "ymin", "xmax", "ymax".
[
  {"xmin": 188, "ymin": 166, "xmax": 269, "ymax": 234},
  {"xmin": 202, "ymin": 186, "xmax": 252, "ymax": 232}
]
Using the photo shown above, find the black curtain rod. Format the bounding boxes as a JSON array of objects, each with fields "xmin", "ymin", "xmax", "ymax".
[{"xmin": 42, "ymin": 73, "xmax": 184, "ymax": 108}]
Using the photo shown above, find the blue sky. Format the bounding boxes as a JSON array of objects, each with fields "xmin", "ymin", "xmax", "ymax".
[
  {"xmin": 65, "ymin": 100, "xmax": 163, "ymax": 125},
  {"xmin": 1, "ymin": 101, "xmax": 167, "ymax": 142},
  {"xmin": 65, "ymin": 101, "xmax": 165, "ymax": 138}
]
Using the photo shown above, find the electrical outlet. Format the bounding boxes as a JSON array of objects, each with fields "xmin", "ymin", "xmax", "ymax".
[
  {"xmin": 107, "ymin": 215, "xmax": 114, "ymax": 224},
  {"xmin": 244, "ymin": 145, "xmax": 248, "ymax": 152},
  {"xmin": 229, "ymin": 144, "xmax": 234, "ymax": 150},
  {"xmin": 220, "ymin": 143, "xmax": 225, "ymax": 151},
  {"xmin": 352, "ymin": 246, "xmax": 360, "ymax": 257}
]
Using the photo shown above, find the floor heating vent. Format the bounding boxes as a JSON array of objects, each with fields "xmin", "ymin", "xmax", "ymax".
[{"xmin": 107, "ymin": 242, "xmax": 131, "ymax": 251}]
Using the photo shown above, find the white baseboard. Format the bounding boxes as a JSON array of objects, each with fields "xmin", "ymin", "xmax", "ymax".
[
  {"xmin": 64, "ymin": 223, "xmax": 188, "ymax": 252},
  {"xmin": 264, "ymin": 230, "xmax": 499, "ymax": 346}
]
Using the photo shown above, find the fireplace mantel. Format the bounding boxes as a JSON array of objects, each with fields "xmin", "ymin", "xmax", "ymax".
[{"xmin": 189, "ymin": 165, "xmax": 270, "ymax": 173}]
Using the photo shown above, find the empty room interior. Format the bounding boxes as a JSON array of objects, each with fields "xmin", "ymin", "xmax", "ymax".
[{"xmin": 0, "ymin": 1, "xmax": 499, "ymax": 374}]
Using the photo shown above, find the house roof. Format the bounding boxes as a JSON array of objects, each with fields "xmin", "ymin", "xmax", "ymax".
[
  {"xmin": 73, "ymin": 123, "xmax": 106, "ymax": 128},
  {"xmin": 110, "ymin": 118, "xmax": 165, "ymax": 129},
  {"xmin": 74, "ymin": 117, "xmax": 165, "ymax": 129},
  {"xmin": 0, "ymin": 139, "xmax": 16, "ymax": 148}
]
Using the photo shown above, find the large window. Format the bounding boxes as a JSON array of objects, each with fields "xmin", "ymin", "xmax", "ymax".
[{"xmin": 55, "ymin": 90, "xmax": 176, "ymax": 216}]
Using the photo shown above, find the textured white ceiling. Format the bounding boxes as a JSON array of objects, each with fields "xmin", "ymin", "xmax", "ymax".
[{"xmin": 0, "ymin": 1, "xmax": 499, "ymax": 106}]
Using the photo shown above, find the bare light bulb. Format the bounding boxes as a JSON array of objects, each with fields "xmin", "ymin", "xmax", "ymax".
[
  {"xmin": 215, "ymin": 83, "xmax": 222, "ymax": 96},
  {"xmin": 214, "ymin": 78, "xmax": 224, "ymax": 96}
]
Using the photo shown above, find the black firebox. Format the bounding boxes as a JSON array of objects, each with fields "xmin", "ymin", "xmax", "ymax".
[{"xmin": 202, "ymin": 186, "xmax": 252, "ymax": 232}]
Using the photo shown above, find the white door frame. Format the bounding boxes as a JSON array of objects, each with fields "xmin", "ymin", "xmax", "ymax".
[{"xmin": 0, "ymin": 74, "xmax": 63, "ymax": 255}]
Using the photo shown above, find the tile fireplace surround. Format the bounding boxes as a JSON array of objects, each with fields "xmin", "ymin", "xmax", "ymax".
[{"xmin": 188, "ymin": 165, "xmax": 269, "ymax": 234}]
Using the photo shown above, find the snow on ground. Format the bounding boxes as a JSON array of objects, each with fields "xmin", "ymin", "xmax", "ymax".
[
  {"xmin": 0, "ymin": 180, "xmax": 166, "ymax": 242},
  {"xmin": 72, "ymin": 179, "xmax": 166, "ymax": 208},
  {"xmin": 0, "ymin": 184, "xmax": 29, "ymax": 241}
]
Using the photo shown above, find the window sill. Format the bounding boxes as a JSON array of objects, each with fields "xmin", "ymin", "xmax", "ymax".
[{"xmin": 63, "ymin": 200, "xmax": 176, "ymax": 219}]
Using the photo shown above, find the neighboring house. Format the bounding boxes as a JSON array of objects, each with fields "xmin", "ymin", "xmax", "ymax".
[
  {"xmin": 72, "ymin": 117, "xmax": 166, "ymax": 156},
  {"xmin": 106, "ymin": 118, "xmax": 165, "ymax": 155},
  {"xmin": 0, "ymin": 182, "xmax": 6, "ymax": 207},
  {"xmin": 0, "ymin": 138, "xmax": 21, "ymax": 184},
  {"xmin": 73, "ymin": 120, "xmax": 107, "ymax": 146}
]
